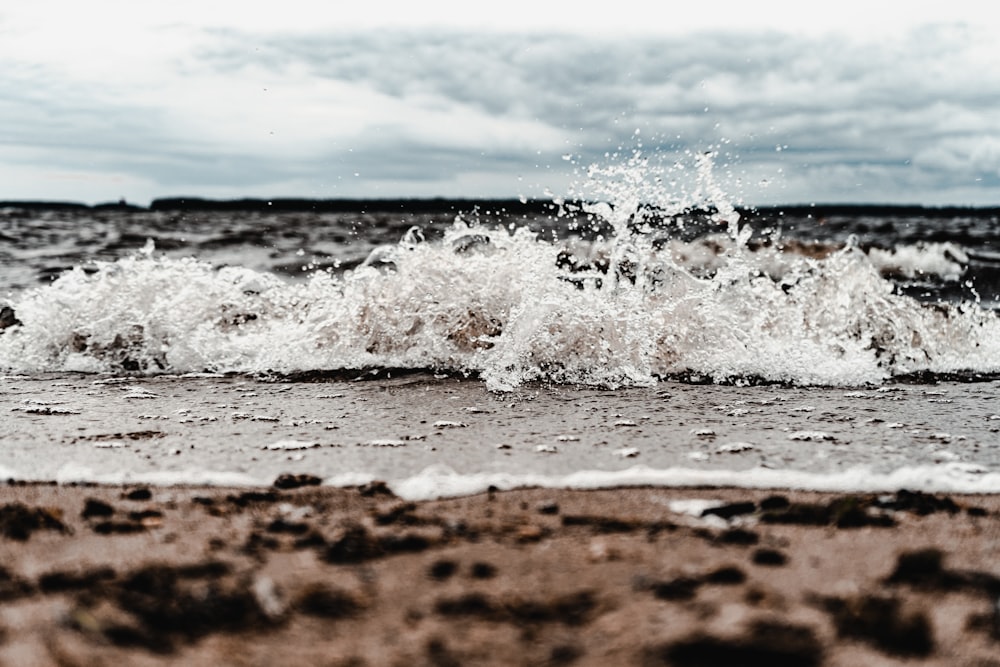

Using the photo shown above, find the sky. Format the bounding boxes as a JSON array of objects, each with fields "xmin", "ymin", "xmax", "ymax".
[{"xmin": 2, "ymin": 1, "xmax": 999, "ymax": 207}]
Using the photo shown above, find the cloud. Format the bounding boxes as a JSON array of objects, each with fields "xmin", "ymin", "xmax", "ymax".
[{"xmin": 1, "ymin": 20, "xmax": 998, "ymax": 205}]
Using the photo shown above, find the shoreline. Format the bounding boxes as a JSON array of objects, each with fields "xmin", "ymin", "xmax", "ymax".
[
  {"xmin": 4, "ymin": 197, "xmax": 1000, "ymax": 218},
  {"xmin": 2, "ymin": 482, "xmax": 997, "ymax": 665},
  {"xmin": 4, "ymin": 375, "xmax": 999, "ymax": 496}
]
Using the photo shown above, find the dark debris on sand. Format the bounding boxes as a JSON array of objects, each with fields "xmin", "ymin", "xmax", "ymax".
[
  {"xmin": 817, "ymin": 593, "xmax": 935, "ymax": 657},
  {"xmin": 434, "ymin": 590, "xmax": 598, "ymax": 627},
  {"xmin": 0, "ymin": 502, "xmax": 68, "ymax": 541},
  {"xmin": 0, "ymin": 485, "xmax": 996, "ymax": 665},
  {"xmin": 648, "ymin": 619, "xmax": 824, "ymax": 667},
  {"xmin": 4, "ymin": 558, "xmax": 271, "ymax": 655},
  {"xmin": 122, "ymin": 487, "xmax": 152, "ymax": 501},
  {"xmin": 81, "ymin": 498, "xmax": 115, "ymax": 519},
  {"xmin": 273, "ymin": 473, "xmax": 323, "ymax": 490},
  {"xmin": 747, "ymin": 489, "xmax": 986, "ymax": 529},
  {"xmin": 885, "ymin": 547, "xmax": 1000, "ymax": 596}
]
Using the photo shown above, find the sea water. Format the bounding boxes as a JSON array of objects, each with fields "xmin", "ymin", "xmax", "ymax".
[{"xmin": 2, "ymin": 151, "xmax": 999, "ymax": 497}]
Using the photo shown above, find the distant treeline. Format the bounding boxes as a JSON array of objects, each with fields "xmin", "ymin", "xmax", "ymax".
[
  {"xmin": 2, "ymin": 197, "xmax": 999, "ymax": 219},
  {"xmin": 743, "ymin": 204, "xmax": 1000, "ymax": 220}
]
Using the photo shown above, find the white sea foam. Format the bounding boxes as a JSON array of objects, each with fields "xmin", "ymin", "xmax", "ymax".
[
  {"xmin": 2, "ymin": 155, "xmax": 999, "ymax": 389},
  {"xmin": 13, "ymin": 405, "xmax": 82, "ymax": 415},
  {"xmin": 613, "ymin": 447, "xmax": 640, "ymax": 458},
  {"xmin": 51, "ymin": 462, "xmax": 264, "ymax": 487},
  {"xmin": 386, "ymin": 463, "xmax": 1000, "ymax": 501},
  {"xmin": 3, "ymin": 226, "xmax": 997, "ymax": 391},
  {"xmin": 0, "ymin": 458, "xmax": 994, "ymax": 501},
  {"xmin": 716, "ymin": 442, "xmax": 755, "ymax": 454},
  {"xmin": 432, "ymin": 420, "xmax": 468, "ymax": 428},
  {"xmin": 364, "ymin": 439, "xmax": 407, "ymax": 447},
  {"xmin": 262, "ymin": 440, "xmax": 320, "ymax": 451},
  {"xmin": 788, "ymin": 431, "xmax": 835, "ymax": 442},
  {"xmin": 867, "ymin": 242, "xmax": 968, "ymax": 282}
]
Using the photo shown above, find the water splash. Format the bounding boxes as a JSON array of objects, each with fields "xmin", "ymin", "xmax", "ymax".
[{"xmin": 2, "ymin": 151, "xmax": 999, "ymax": 389}]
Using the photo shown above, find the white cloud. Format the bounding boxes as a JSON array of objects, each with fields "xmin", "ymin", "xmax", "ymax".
[
  {"xmin": 1, "ymin": 11, "xmax": 999, "ymax": 205},
  {"xmin": 5, "ymin": 1, "xmax": 997, "ymax": 37},
  {"xmin": 0, "ymin": 154, "xmax": 159, "ymax": 203},
  {"xmin": 914, "ymin": 137, "xmax": 1000, "ymax": 176}
]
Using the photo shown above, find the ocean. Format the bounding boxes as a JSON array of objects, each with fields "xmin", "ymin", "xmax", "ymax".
[{"xmin": 2, "ymin": 156, "xmax": 1000, "ymax": 497}]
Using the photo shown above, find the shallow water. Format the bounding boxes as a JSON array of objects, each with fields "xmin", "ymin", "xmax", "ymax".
[{"xmin": 3, "ymin": 373, "xmax": 998, "ymax": 497}]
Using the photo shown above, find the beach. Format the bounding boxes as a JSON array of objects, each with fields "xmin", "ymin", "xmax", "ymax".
[
  {"xmin": 1, "ymin": 481, "xmax": 998, "ymax": 666},
  {"xmin": 2, "ymin": 373, "xmax": 999, "ymax": 663},
  {"xmin": 2, "ymin": 202, "xmax": 1000, "ymax": 664}
]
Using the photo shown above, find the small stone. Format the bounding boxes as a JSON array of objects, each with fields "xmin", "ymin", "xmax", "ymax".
[
  {"xmin": 470, "ymin": 562, "xmax": 498, "ymax": 579},
  {"xmin": 123, "ymin": 488, "xmax": 152, "ymax": 501},
  {"xmin": 273, "ymin": 473, "xmax": 322, "ymax": 490},
  {"xmin": 651, "ymin": 577, "xmax": 702, "ymax": 601},
  {"xmin": 516, "ymin": 525, "xmax": 545, "ymax": 542},
  {"xmin": 358, "ymin": 480, "xmax": 395, "ymax": 497},
  {"xmin": 752, "ymin": 548, "xmax": 788, "ymax": 567},
  {"xmin": 718, "ymin": 528, "xmax": 760, "ymax": 546},
  {"xmin": 81, "ymin": 498, "xmax": 115, "ymax": 519},
  {"xmin": 428, "ymin": 560, "xmax": 458, "ymax": 581},
  {"xmin": 705, "ymin": 565, "xmax": 747, "ymax": 585},
  {"xmin": 295, "ymin": 583, "xmax": 364, "ymax": 619},
  {"xmin": 537, "ymin": 501, "xmax": 560, "ymax": 515},
  {"xmin": 702, "ymin": 501, "xmax": 756, "ymax": 520}
]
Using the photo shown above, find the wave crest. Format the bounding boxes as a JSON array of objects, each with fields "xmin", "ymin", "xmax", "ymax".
[{"xmin": 2, "ymin": 217, "xmax": 998, "ymax": 389}]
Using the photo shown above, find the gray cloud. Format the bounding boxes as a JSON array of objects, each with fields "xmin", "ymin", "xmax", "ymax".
[
  {"xmin": 3, "ymin": 24, "xmax": 999, "ymax": 204},
  {"xmin": 195, "ymin": 27, "xmax": 1000, "ymax": 201}
]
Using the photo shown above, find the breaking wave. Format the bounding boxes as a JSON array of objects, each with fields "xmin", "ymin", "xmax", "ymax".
[{"xmin": 2, "ymin": 152, "xmax": 999, "ymax": 389}]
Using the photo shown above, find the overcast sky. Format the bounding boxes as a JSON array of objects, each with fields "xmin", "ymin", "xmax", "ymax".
[{"xmin": 2, "ymin": 1, "xmax": 999, "ymax": 206}]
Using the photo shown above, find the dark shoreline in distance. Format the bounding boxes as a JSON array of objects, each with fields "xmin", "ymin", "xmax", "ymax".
[{"xmin": 2, "ymin": 197, "xmax": 1000, "ymax": 219}]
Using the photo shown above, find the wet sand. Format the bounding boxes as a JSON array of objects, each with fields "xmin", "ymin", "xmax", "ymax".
[
  {"xmin": 4, "ymin": 374, "xmax": 1000, "ymax": 486},
  {"xmin": 1, "ymin": 481, "xmax": 998, "ymax": 666},
  {"xmin": 3, "ymin": 373, "xmax": 999, "ymax": 664}
]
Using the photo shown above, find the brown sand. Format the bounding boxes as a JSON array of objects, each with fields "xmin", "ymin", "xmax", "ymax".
[{"xmin": 0, "ymin": 481, "xmax": 998, "ymax": 666}]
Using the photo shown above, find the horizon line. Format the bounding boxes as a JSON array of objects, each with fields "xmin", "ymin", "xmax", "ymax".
[{"xmin": 3, "ymin": 197, "xmax": 1000, "ymax": 217}]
